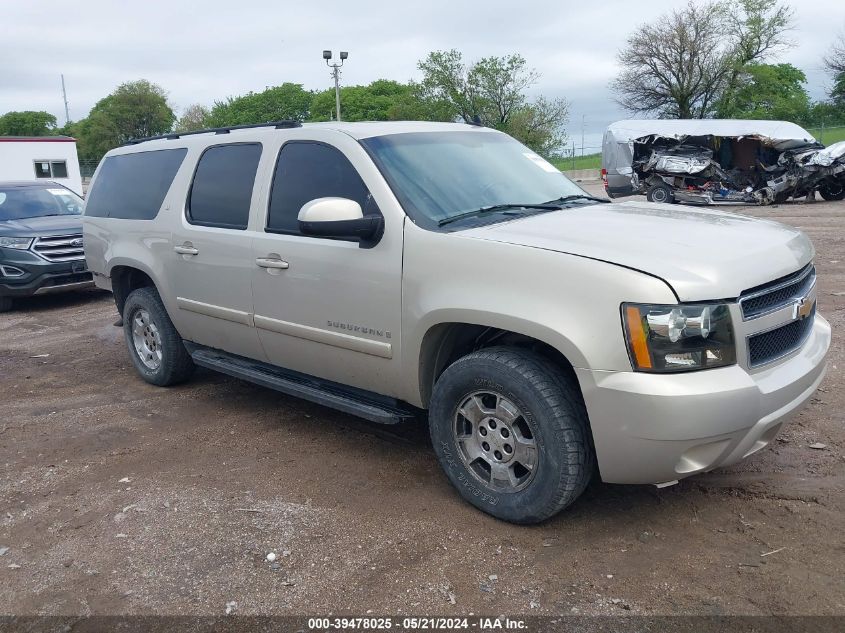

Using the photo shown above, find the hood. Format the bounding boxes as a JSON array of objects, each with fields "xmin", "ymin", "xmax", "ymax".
[
  {"xmin": 0, "ymin": 214, "xmax": 83, "ymax": 237},
  {"xmin": 461, "ymin": 200, "xmax": 813, "ymax": 301}
]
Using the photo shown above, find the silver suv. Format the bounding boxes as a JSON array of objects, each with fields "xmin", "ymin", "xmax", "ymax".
[{"xmin": 84, "ymin": 121, "xmax": 831, "ymax": 523}]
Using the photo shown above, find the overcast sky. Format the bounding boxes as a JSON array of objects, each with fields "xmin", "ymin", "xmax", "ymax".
[{"xmin": 2, "ymin": 0, "xmax": 844, "ymax": 150}]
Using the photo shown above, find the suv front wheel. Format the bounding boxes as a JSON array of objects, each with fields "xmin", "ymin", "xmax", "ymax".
[
  {"xmin": 429, "ymin": 347, "xmax": 594, "ymax": 524},
  {"xmin": 122, "ymin": 287, "xmax": 195, "ymax": 386}
]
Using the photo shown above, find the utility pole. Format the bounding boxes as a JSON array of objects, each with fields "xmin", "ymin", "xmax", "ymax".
[
  {"xmin": 581, "ymin": 114, "xmax": 585, "ymax": 157},
  {"xmin": 61, "ymin": 74, "xmax": 70, "ymax": 125},
  {"xmin": 323, "ymin": 50, "xmax": 348, "ymax": 121}
]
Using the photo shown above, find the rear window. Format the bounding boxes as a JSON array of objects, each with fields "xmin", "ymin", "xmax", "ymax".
[
  {"xmin": 85, "ymin": 148, "xmax": 188, "ymax": 219},
  {"xmin": 188, "ymin": 143, "xmax": 262, "ymax": 230}
]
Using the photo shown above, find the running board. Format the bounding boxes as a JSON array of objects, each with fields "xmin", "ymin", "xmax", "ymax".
[{"xmin": 187, "ymin": 344, "xmax": 419, "ymax": 425}]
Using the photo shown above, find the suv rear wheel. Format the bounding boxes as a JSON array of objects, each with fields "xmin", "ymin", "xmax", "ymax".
[
  {"xmin": 429, "ymin": 347, "xmax": 594, "ymax": 524},
  {"xmin": 123, "ymin": 287, "xmax": 194, "ymax": 386}
]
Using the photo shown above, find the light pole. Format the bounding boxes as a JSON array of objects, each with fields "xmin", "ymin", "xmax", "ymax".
[{"xmin": 323, "ymin": 50, "xmax": 348, "ymax": 121}]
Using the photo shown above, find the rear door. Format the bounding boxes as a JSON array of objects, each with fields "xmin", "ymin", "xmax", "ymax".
[{"xmin": 169, "ymin": 142, "xmax": 266, "ymax": 360}]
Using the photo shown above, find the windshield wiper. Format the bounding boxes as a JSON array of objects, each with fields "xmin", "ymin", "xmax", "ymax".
[
  {"xmin": 542, "ymin": 194, "xmax": 610, "ymax": 205},
  {"xmin": 438, "ymin": 203, "xmax": 562, "ymax": 227}
]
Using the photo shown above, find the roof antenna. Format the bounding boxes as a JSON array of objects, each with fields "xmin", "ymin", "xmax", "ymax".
[{"xmin": 469, "ymin": 114, "xmax": 483, "ymax": 127}]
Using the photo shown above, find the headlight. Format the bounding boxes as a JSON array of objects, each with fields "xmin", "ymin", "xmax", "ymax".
[
  {"xmin": 0, "ymin": 237, "xmax": 33, "ymax": 250},
  {"xmin": 622, "ymin": 303, "xmax": 735, "ymax": 372}
]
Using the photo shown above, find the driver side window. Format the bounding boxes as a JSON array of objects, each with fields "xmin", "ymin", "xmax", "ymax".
[{"xmin": 266, "ymin": 141, "xmax": 378, "ymax": 235}]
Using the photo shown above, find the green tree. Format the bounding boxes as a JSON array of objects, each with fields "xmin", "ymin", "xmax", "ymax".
[
  {"xmin": 175, "ymin": 103, "xmax": 211, "ymax": 132},
  {"xmin": 384, "ymin": 83, "xmax": 455, "ymax": 122},
  {"xmin": 309, "ymin": 80, "xmax": 415, "ymax": 122},
  {"xmin": 415, "ymin": 50, "xmax": 568, "ymax": 155},
  {"xmin": 207, "ymin": 83, "xmax": 312, "ymax": 127},
  {"xmin": 0, "ymin": 110, "xmax": 58, "ymax": 136},
  {"xmin": 715, "ymin": 63, "xmax": 810, "ymax": 122},
  {"xmin": 73, "ymin": 80, "xmax": 175, "ymax": 161},
  {"xmin": 809, "ymin": 101, "xmax": 845, "ymax": 129}
]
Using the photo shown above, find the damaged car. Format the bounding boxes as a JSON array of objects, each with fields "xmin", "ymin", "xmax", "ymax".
[{"xmin": 602, "ymin": 119, "xmax": 845, "ymax": 205}]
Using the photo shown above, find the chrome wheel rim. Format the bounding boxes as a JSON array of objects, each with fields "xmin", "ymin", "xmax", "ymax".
[
  {"xmin": 131, "ymin": 309, "xmax": 163, "ymax": 371},
  {"xmin": 453, "ymin": 391, "xmax": 538, "ymax": 492},
  {"xmin": 652, "ymin": 188, "xmax": 668, "ymax": 203}
]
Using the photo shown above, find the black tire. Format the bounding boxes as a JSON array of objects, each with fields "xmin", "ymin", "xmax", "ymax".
[
  {"xmin": 429, "ymin": 347, "xmax": 594, "ymax": 524},
  {"xmin": 0, "ymin": 296, "xmax": 12, "ymax": 313},
  {"xmin": 646, "ymin": 184, "xmax": 674, "ymax": 204},
  {"xmin": 819, "ymin": 179, "xmax": 845, "ymax": 201},
  {"xmin": 122, "ymin": 287, "xmax": 194, "ymax": 386}
]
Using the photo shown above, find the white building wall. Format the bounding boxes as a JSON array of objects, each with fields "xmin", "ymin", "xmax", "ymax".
[{"xmin": 0, "ymin": 138, "xmax": 84, "ymax": 196}]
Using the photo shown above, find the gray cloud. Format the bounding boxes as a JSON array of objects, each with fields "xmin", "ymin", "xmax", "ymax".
[{"xmin": 2, "ymin": 0, "xmax": 843, "ymax": 150}]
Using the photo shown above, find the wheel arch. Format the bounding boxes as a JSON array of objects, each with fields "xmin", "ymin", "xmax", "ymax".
[
  {"xmin": 417, "ymin": 318, "xmax": 584, "ymax": 409},
  {"xmin": 109, "ymin": 263, "xmax": 160, "ymax": 316}
]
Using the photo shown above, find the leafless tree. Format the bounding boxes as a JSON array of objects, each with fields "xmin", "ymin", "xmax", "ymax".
[
  {"xmin": 611, "ymin": 0, "xmax": 794, "ymax": 119},
  {"xmin": 824, "ymin": 31, "xmax": 845, "ymax": 77}
]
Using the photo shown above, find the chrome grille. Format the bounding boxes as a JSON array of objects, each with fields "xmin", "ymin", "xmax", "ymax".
[
  {"xmin": 739, "ymin": 264, "xmax": 815, "ymax": 320},
  {"xmin": 748, "ymin": 306, "xmax": 815, "ymax": 368},
  {"xmin": 32, "ymin": 234, "xmax": 85, "ymax": 262}
]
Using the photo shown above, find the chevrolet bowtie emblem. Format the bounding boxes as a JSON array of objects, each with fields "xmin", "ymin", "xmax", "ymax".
[{"xmin": 793, "ymin": 296, "xmax": 815, "ymax": 320}]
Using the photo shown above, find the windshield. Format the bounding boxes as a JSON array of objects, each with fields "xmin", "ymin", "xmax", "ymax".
[
  {"xmin": 0, "ymin": 185, "xmax": 84, "ymax": 221},
  {"xmin": 361, "ymin": 131, "xmax": 592, "ymax": 229}
]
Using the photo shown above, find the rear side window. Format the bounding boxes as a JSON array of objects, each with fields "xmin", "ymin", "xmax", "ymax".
[
  {"xmin": 267, "ymin": 141, "xmax": 376, "ymax": 234},
  {"xmin": 188, "ymin": 143, "xmax": 262, "ymax": 230},
  {"xmin": 85, "ymin": 149, "xmax": 188, "ymax": 219}
]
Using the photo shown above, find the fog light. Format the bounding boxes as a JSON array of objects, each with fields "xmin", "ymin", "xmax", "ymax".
[{"xmin": 0, "ymin": 265, "xmax": 25, "ymax": 278}]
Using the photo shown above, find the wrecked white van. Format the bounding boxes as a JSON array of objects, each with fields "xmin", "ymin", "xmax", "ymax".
[{"xmin": 602, "ymin": 119, "xmax": 845, "ymax": 205}]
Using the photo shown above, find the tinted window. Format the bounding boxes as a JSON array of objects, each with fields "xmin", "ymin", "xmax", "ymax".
[
  {"xmin": 188, "ymin": 144, "xmax": 261, "ymax": 230},
  {"xmin": 86, "ymin": 149, "xmax": 188, "ymax": 219},
  {"xmin": 267, "ymin": 142, "xmax": 376, "ymax": 234}
]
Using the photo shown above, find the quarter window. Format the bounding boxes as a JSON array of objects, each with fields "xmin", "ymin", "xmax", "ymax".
[
  {"xmin": 188, "ymin": 143, "xmax": 262, "ymax": 230},
  {"xmin": 85, "ymin": 148, "xmax": 188, "ymax": 220},
  {"xmin": 267, "ymin": 141, "xmax": 376, "ymax": 234}
]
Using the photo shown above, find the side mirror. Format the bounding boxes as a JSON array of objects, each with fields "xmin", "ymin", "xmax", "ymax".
[{"xmin": 298, "ymin": 197, "xmax": 382, "ymax": 242}]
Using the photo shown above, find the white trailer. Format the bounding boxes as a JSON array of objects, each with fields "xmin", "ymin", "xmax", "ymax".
[{"xmin": 0, "ymin": 136, "xmax": 83, "ymax": 196}]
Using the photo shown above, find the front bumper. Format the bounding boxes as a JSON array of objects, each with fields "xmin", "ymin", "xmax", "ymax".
[
  {"xmin": 577, "ymin": 314, "xmax": 831, "ymax": 485},
  {"xmin": 0, "ymin": 255, "xmax": 93, "ymax": 298}
]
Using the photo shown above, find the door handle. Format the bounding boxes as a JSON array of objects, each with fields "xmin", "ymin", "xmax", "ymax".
[
  {"xmin": 255, "ymin": 257, "xmax": 289, "ymax": 270},
  {"xmin": 174, "ymin": 244, "xmax": 199, "ymax": 256}
]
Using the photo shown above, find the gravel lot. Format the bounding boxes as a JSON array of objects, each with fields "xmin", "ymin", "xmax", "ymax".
[{"xmin": 1, "ymin": 187, "xmax": 843, "ymax": 618}]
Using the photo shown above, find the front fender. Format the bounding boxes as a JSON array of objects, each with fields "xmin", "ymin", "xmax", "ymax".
[{"xmin": 399, "ymin": 222, "xmax": 677, "ymax": 407}]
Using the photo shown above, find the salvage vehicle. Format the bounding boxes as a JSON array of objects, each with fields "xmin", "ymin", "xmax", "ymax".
[
  {"xmin": 602, "ymin": 119, "xmax": 845, "ymax": 205},
  {"xmin": 84, "ymin": 121, "xmax": 830, "ymax": 523},
  {"xmin": 0, "ymin": 180, "xmax": 92, "ymax": 312}
]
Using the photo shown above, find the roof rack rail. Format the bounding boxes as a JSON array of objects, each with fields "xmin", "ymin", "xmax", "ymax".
[{"xmin": 123, "ymin": 120, "xmax": 303, "ymax": 145}]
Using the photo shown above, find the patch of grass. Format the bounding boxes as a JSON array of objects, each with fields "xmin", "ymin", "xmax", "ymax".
[
  {"xmin": 551, "ymin": 153, "xmax": 602, "ymax": 171},
  {"xmin": 808, "ymin": 126, "xmax": 845, "ymax": 145}
]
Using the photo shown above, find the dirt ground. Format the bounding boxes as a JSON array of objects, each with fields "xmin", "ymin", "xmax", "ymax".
[{"xmin": 1, "ymin": 187, "xmax": 843, "ymax": 618}]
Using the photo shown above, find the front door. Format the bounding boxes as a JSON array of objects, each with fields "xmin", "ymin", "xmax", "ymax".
[{"xmin": 250, "ymin": 139, "xmax": 403, "ymax": 395}]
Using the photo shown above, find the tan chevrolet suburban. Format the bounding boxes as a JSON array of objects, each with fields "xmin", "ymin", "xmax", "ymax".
[{"xmin": 83, "ymin": 121, "xmax": 831, "ymax": 523}]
